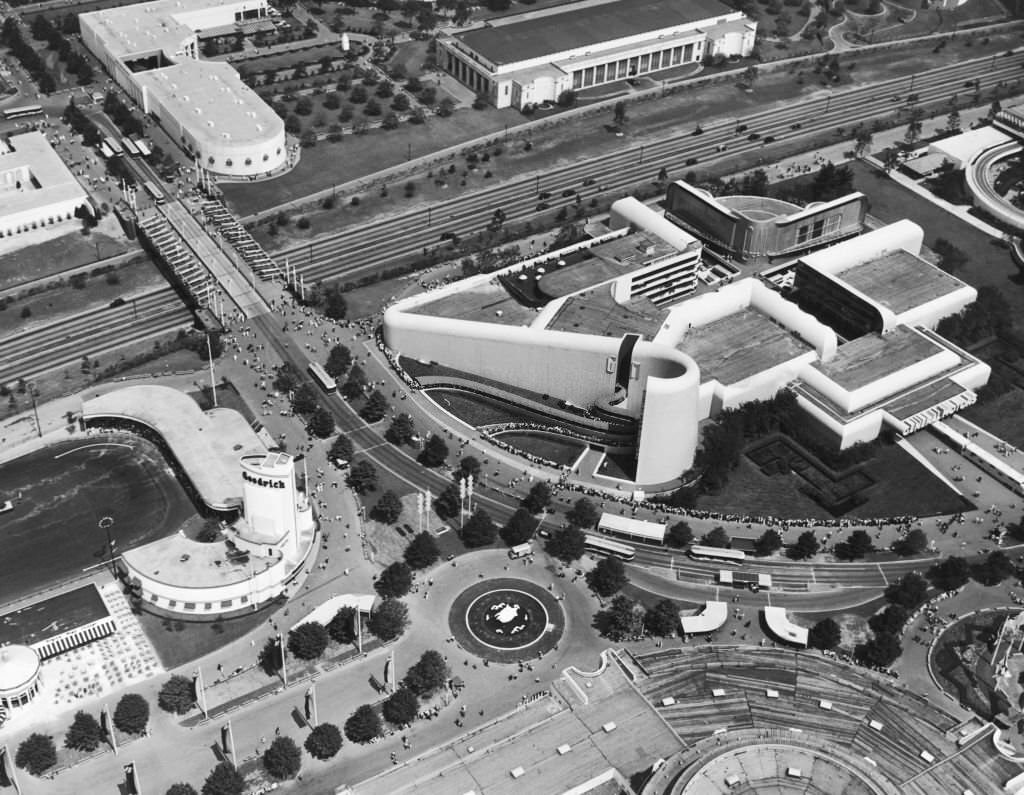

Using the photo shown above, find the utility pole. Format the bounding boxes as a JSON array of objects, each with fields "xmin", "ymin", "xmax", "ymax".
[
  {"xmin": 277, "ymin": 633, "xmax": 288, "ymax": 686},
  {"xmin": 206, "ymin": 333, "xmax": 218, "ymax": 407}
]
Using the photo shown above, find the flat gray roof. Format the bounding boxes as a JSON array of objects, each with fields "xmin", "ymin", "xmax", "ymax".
[
  {"xmin": 812, "ymin": 326, "xmax": 944, "ymax": 391},
  {"xmin": 546, "ymin": 288, "xmax": 667, "ymax": 339},
  {"xmin": 679, "ymin": 307, "xmax": 813, "ymax": 385},
  {"xmin": 411, "ymin": 281, "xmax": 538, "ymax": 326},
  {"xmin": 120, "ymin": 533, "xmax": 277, "ymax": 589},
  {"xmin": 453, "ymin": 0, "xmax": 736, "ymax": 65},
  {"xmin": 837, "ymin": 249, "xmax": 967, "ymax": 316},
  {"xmin": 82, "ymin": 385, "xmax": 264, "ymax": 511},
  {"xmin": 0, "ymin": 132, "xmax": 87, "ymax": 220},
  {"xmin": 0, "ymin": 585, "xmax": 109, "ymax": 648}
]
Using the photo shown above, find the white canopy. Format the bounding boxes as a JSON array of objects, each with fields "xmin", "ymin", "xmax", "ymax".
[
  {"xmin": 680, "ymin": 601, "xmax": 728, "ymax": 635},
  {"xmin": 598, "ymin": 512, "xmax": 666, "ymax": 543},
  {"xmin": 763, "ymin": 606, "xmax": 808, "ymax": 647}
]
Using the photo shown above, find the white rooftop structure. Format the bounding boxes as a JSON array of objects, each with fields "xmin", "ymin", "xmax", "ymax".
[
  {"xmin": 598, "ymin": 512, "xmax": 666, "ymax": 543},
  {"xmin": 929, "ymin": 126, "xmax": 1011, "ymax": 169},
  {"xmin": 763, "ymin": 607, "xmax": 808, "ymax": 647},
  {"xmin": 80, "ymin": 0, "xmax": 286, "ymax": 177},
  {"xmin": 294, "ymin": 593, "xmax": 378, "ymax": 630},
  {"xmin": 0, "ymin": 132, "xmax": 88, "ymax": 240},
  {"xmin": 680, "ymin": 601, "xmax": 728, "ymax": 635}
]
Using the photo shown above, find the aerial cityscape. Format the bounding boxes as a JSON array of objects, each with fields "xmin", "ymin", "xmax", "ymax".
[{"xmin": 3, "ymin": 0, "xmax": 1024, "ymax": 792}]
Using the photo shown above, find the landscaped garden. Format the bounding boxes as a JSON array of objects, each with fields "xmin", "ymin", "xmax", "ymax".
[
  {"xmin": 491, "ymin": 431, "xmax": 586, "ymax": 468},
  {"xmin": 931, "ymin": 608, "xmax": 1015, "ymax": 719}
]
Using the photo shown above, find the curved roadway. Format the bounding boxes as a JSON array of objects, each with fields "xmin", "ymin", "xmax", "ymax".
[{"xmin": 966, "ymin": 138, "xmax": 1024, "ymax": 228}]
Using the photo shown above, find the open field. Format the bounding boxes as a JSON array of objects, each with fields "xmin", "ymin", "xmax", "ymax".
[
  {"xmin": 962, "ymin": 388, "xmax": 1024, "ymax": 447},
  {"xmin": 0, "ymin": 225, "xmax": 140, "ymax": 293},
  {"xmin": 0, "ymin": 433, "xmax": 196, "ymax": 606}
]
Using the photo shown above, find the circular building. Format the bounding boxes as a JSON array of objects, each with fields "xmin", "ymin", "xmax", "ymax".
[{"xmin": 0, "ymin": 644, "xmax": 41, "ymax": 709}]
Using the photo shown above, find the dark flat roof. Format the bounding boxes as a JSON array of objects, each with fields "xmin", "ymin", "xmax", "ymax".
[
  {"xmin": 838, "ymin": 250, "xmax": 966, "ymax": 316},
  {"xmin": 453, "ymin": 0, "xmax": 736, "ymax": 65},
  {"xmin": 0, "ymin": 584, "xmax": 110, "ymax": 647},
  {"xmin": 546, "ymin": 288, "xmax": 666, "ymax": 339},
  {"xmin": 813, "ymin": 326, "xmax": 943, "ymax": 391}
]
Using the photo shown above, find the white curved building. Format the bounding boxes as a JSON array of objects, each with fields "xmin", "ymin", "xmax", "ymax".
[
  {"xmin": 0, "ymin": 645, "xmax": 41, "ymax": 710},
  {"xmin": 80, "ymin": 0, "xmax": 286, "ymax": 177}
]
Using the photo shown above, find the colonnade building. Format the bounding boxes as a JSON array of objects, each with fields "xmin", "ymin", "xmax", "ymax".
[
  {"xmin": 80, "ymin": 0, "xmax": 286, "ymax": 177},
  {"xmin": 438, "ymin": 0, "xmax": 756, "ymax": 110}
]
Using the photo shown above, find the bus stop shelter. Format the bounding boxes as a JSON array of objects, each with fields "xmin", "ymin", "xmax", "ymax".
[{"xmin": 598, "ymin": 513, "xmax": 666, "ymax": 545}]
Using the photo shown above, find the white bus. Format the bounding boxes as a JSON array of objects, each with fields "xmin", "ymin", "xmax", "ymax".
[
  {"xmin": 3, "ymin": 105, "xmax": 42, "ymax": 120},
  {"xmin": 509, "ymin": 542, "xmax": 532, "ymax": 559},
  {"xmin": 689, "ymin": 545, "xmax": 746, "ymax": 565},
  {"xmin": 308, "ymin": 362, "xmax": 336, "ymax": 392},
  {"xmin": 143, "ymin": 180, "xmax": 165, "ymax": 205},
  {"xmin": 121, "ymin": 137, "xmax": 140, "ymax": 156},
  {"xmin": 583, "ymin": 533, "xmax": 636, "ymax": 561}
]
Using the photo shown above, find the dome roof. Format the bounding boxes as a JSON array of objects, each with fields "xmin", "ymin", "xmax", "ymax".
[{"xmin": 0, "ymin": 644, "xmax": 41, "ymax": 693}]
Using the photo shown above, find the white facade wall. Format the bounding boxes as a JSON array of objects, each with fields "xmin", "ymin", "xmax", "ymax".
[
  {"xmin": 240, "ymin": 454, "xmax": 298, "ymax": 553},
  {"xmin": 0, "ymin": 196, "xmax": 83, "ymax": 238},
  {"xmin": 895, "ymin": 287, "xmax": 977, "ymax": 330},
  {"xmin": 796, "ymin": 394, "xmax": 885, "ymax": 450},
  {"xmin": 801, "ymin": 219, "xmax": 925, "ymax": 274},
  {"xmin": 636, "ymin": 354, "xmax": 700, "ymax": 483}
]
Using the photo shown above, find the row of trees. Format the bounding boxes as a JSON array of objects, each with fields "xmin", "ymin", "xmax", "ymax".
[
  {"xmin": 16, "ymin": 695, "xmax": 150, "ymax": 776},
  {"xmin": 271, "ymin": 363, "xmax": 335, "ymax": 438},
  {"xmin": 28, "ymin": 13, "xmax": 92, "ymax": 85},
  {"xmin": 1, "ymin": 18, "xmax": 60, "ymax": 93}
]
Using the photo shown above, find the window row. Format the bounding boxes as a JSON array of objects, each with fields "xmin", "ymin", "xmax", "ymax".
[
  {"xmin": 796, "ymin": 213, "xmax": 843, "ymax": 245},
  {"xmin": 205, "ymin": 147, "xmax": 283, "ymax": 169},
  {"xmin": 571, "ymin": 42, "xmax": 698, "ymax": 90}
]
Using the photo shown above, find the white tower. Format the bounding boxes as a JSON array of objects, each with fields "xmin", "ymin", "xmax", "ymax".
[{"xmin": 239, "ymin": 452, "xmax": 299, "ymax": 556}]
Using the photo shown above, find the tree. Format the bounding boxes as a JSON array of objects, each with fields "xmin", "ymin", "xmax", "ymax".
[
  {"xmin": 403, "ymin": 650, "xmax": 449, "ymax": 697},
  {"xmin": 522, "ymin": 482, "xmax": 552, "ymax": 514},
  {"xmin": 382, "ymin": 687, "xmax": 419, "ymax": 726},
  {"xmin": 854, "ymin": 127, "xmax": 873, "ymax": 158},
  {"xmin": 556, "ymin": 89, "xmax": 577, "ymax": 107},
  {"xmin": 262, "ymin": 736, "xmax": 301, "ymax": 780},
  {"xmin": 376, "ymin": 561, "xmax": 413, "ymax": 598},
  {"xmin": 546, "ymin": 527, "xmax": 586, "ymax": 563},
  {"xmin": 612, "ymin": 100, "xmax": 627, "ymax": 126},
  {"xmin": 869, "ymin": 604, "xmax": 909, "ymax": 635},
  {"xmin": 341, "ymin": 364, "xmax": 369, "ymax": 399},
  {"xmin": 856, "ymin": 632, "xmax": 902, "ymax": 667},
  {"xmin": 932, "ymin": 238, "xmax": 968, "ymax": 275},
  {"xmin": 385, "ymin": 413, "xmax": 416, "ymax": 445},
  {"xmin": 305, "ymin": 723, "xmax": 343, "ymax": 760},
  {"xmin": 420, "ymin": 434, "xmax": 449, "ymax": 467},
  {"xmin": 588, "ymin": 556, "xmax": 628, "ymax": 597},
  {"xmin": 808, "ymin": 617, "xmax": 842, "ymax": 650},
  {"xmin": 946, "ymin": 107, "xmax": 961, "ymax": 134},
  {"xmin": 291, "ymin": 383, "xmax": 319, "ymax": 416},
  {"xmin": 113, "ymin": 693, "xmax": 149, "ymax": 735},
  {"xmin": 288, "ymin": 621, "xmax": 329, "ymax": 660},
  {"xmin": 166, "ymin": 785, "xmax": 199, "ymax": 795},
  {"xmin": 893, "ymin": 528, "xmax": 928, "ymax": 556},
  {"xmin": 701, "ymin": 527, "xmax": 731, "ymax": 548},
  {"xmin": 202, "ymin": 761, "xmax": 246, "ymax": 795},
  {"xmin": 360, "ymin": 389, "xmax": 389, "ymax": 423},
  {"xmin": 904, "ymin": 109, "xmax": 923, "ymax": 147},
  {"xmin": 325, "ymin": 344, "xmax": 353, "ymax": 378},
  {"xmin": 372, "ymin": 490, "xmax": 403, "ymax": 524},
  {"xmin": 835, "ymin": 529, "xmax": 873, "ymax": 560},
  {"xmin": 367, "ymin": 598, "xmax": 409, "ymax": 641},
  {"xmin": 328, "ymin": 605, "xmax": 358, "ymax": 644},
  {"xmin": 462, "ymin": 509, "xmax": 497, "ymax": 548},
  {"xmin": 753, "ymin": 529, "xmax": 783, "ymax": 557},
  {"xmin": 594, "ymin": 594, "xmax": 643, "ymax": 641},
  {"xmin": 741, "ymin": 64, "xmax": 758, "ymax": 87},
  {"xmin": 789, "ymin": 530, "xmax": 820, "ymax": 560},
  {"xmin": 665, "ymin": 521, "xmax": 693, "ymax": 549},
  {"xmin": 330, "ymin": 434, "xmax": 354, "ymax": 464},
  {"xmin": 433, "ymin": 483, "xmax": 461, "ymax": 520},
  {"xmin": 273, "ymin": 362, "xmax": 300, "ymax": 393},
  {"xmin": 884, "ymin": 572, "xmax": 929, "ymax": 610},
  {"xmin": 456, "ymin": 456, "xmax": 481, "ymax": 481},
  {"xmin": 501, "ymin": 508, "xmax": 536, "ymax": 546},
  {"xmin": 346, "ymin": 460, "xmax": 378, "ymax": 494},
  {"xmin": 308, "ymin": 405, "xmax": 335, "ymax": 438},
  {"xmin": 404, "ymin": 531, "xmax": 440, "ymax": 569},
  {"xmin": 257, "ymin": 636, "xmax": 283, "ymax": 677},
  {"xmin": 157, "ymin": 675, "xmax": 197, "ymax": 715},
  {"xmin": 929, "ymin": 556, "xmax": 970, "ymax": 592},
  {"xmin": 345, "ymin": 704, "xmax": 383, "ymax": 743},
  {"xmin": 973, "ymin": 550, "xmax": 1016, "ymax": 586},
  {"xmin": 646, "ymin": 598, "xmax": 680, "ymax": 637},
  {"xmin": 15, "ymin": 733, "xmax": 56, "ymax": 776},
  {"xmin": 64, "ymin": 711, "xmax": 103, "ymax": 751},
  {"xmin": 566, "ymin": 498, "xmax": 599, "ymax": 529}
]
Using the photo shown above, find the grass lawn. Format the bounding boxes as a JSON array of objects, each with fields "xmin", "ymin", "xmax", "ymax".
[
  {"xmin": 698, "ymin": 440, "xmax": 971, "ymax": 520},
  {"xmin": 0, "ymin": 226, "xmax": 140, "ymax": 292},
  {"xmin": 930, "ymin": 608, "xmax": 1012, "ymax": 720},
  {"xmin": 493, "ymin": 430, "xmax": 585, "ymax": 467},
  {"xmin": 962, "ymin": 388, "xmax": 1024, "ymax": 448},
  {"xmin": 137, "ymin": 601, "xmax": 280, "ymax": 669},
  {"xmin": 223, "ymin": 102, "xmax": 518, "ymax": 216},
  {"xmin": 389, "ymin": 39, "xmax": 429, "ymax": 78},
  {"xmin": 858, "ymin": 0, "xmax": 1007, "ymax": 43},
  {"xmin": 424, "ymin": 388, "xmax": 537, "ymax": 427},
  {"xmin": 0, "ymin": 257, "xmax": 169, "ymax": 337},
  {"xmin": 363, "ymin": 492, "xmax": 421, "ymax": 567}
]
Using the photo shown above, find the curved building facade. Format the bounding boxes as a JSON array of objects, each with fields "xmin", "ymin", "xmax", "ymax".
[
  {"xmin": 81, "ymin": 0, "xmax": 287, "ymax": 177},
  {"xmin": 0, "ymin": 644, "xmax": 42, "ymax": 709}
]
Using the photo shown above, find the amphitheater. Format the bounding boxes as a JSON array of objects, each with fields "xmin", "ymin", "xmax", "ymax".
[{"xmin": 631, "ymin": 646, "xmax": 1021, "ymax": 795}]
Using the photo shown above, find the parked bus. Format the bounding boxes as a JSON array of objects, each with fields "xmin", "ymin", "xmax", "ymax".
[
  {"xmin": 688, "ymin": 545, "xmax": 746, "ymax": 565},
  {"xmin": 98, "ymin": 142, "xmax": 114, "ymax": 160},
  {"xmin": 932, "ymin": 420, "xmax": 1024, "ymax": 497},
  {"xmin": 308, "ymin": 362, "xmax": 336, "ymax": 393},
  {"xmin": 583, "ymin": 533, "xmax": 636, "ymax": 561},
  {"xmin": 134, "ymin": 138, "xmax": 151, "ymax": 157},
  {"xmin": 3, "ymin": 105, "xmax": 42, "ymax": 120},
  {"xmin": 508, "ymin": 542, "xmax": 532, "ymax": 559},
  {"xmin": 142, "ymin": 180, "xmax": 165, "ymax": 205},
  {"xmin": 103, "ymin": 136, "xmax": 124, "ymax": 157},
  {"xmin": 121, "ymin": 137, "xmax": 139, "ymax": 156}
]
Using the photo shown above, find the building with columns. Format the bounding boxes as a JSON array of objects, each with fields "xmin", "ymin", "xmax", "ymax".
[{"xmin": 437, "ymin": 0, "xmax": 756, "ymax": 109}]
